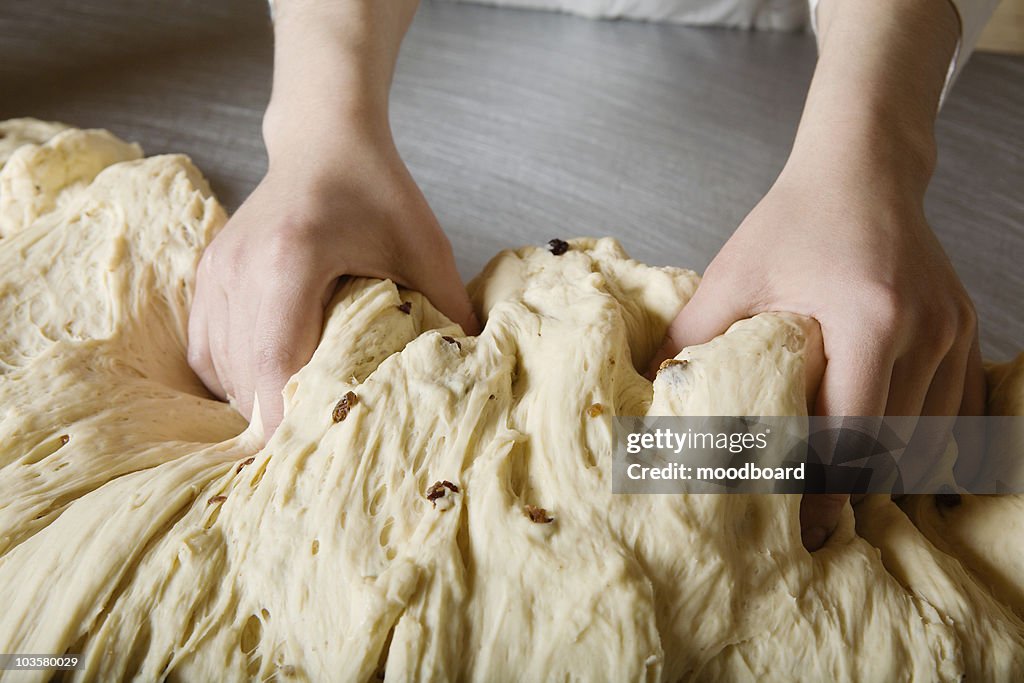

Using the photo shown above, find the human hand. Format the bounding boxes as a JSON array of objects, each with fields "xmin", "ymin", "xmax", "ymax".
[
  {"xmin": 187, "ymin": 130, "xmax": 477, "ymax": 439},
  {"xmin": 188, "ymin": 0, "xmax": 476, "ymax": 440},
  {"xmin": 650, "ymin": 151, "xmax": 985, "ymax": 551},
  {"xmin": 649, "ymin": 0, "xmax": 980, "ymax": 551}
]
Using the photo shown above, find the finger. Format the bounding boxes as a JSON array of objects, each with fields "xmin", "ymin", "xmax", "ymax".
[
  {"xmin": 875, "ymin": 351, "xmax": 945, "ymax": 491},
  {"xmin": 813, "ymin": 342, "xmax": 893, "ymax": 418},
  {"xmin": 804, "ymin": 342, "xmax": 893, "ymax": 551},
  {"xmin": 918, "ymin": 341, "xmax": 971, "ymax": 418},
  {"xmin": 252, "ymin": 276, "xmax": 333, "ymax": 440},
  {"xmin": 423, "ymin": 278, "xmax": 478, "ymax": 336},
  {"xmin": 890, "ymin": 309, "xmax": 978, "ymax": 490},
  {"xmin": 885, "ymin": 322, "xmax": 953, "ymax": 416},
  {"xmin": 206, "ymin": 287, "xmax": 237, "ymax": 410},
  {"xmin": 899, "ymin": 343, "xmax": 967, "ymax": 491},
  {"xmin": 953, "ymin": 332, "xmax": 986, "ymax": 483},
  {"xmin": 799, "ymin": 493, "xmax": 849, "ymax": 551},
  {"xmin": 801, "ymin": 320, "xmax": 827, "ymax": 406},
  {"xmin": 223, "ymin": 260, "xmax": 271, "ymax": 422},
  {"xmin": 229, "ymin": 298, "xmax": 258, "ymax": 423},
  {"xmin": 645, "ymin": 284, "xmax": 748, "ymax": 376},
  {"xmin": 186, "ymin": 274, "xmax": 226, "ymax": 400},
  {"xmin": 407, "ymin": 256, "xmax": 480, "ymax": 336},
  {"xmin": 959, "ymin": 332, "xmax": 985, "ymax": 416}
]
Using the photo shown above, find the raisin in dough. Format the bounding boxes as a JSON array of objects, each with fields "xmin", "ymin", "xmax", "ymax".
[{"xmin": 0, "ymin": 121, "xmax": 1022, "ymax": 682}]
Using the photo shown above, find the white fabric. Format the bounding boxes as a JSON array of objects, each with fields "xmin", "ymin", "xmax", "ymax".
[
  {"xmin": 448, "ymin": 0, "xmax": 810, "ymax": 30},
  {"xmin": 807, "ymin": 0, "xmax": 1001, "ymax": 102},
  {"xmin": 450, "ymin": 0, "xmax": 998, "ymax": 97}
]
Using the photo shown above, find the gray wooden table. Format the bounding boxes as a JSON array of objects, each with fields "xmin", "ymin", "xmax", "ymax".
[{"xmin": 2, "ymin": 0, "xmax": 1021, "ymax": 358}]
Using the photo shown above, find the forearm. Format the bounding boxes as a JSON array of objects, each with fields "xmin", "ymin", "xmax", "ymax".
[
  {"xmin": 263, "ymin": 0, "xmax": 420, "ymax": 162},
  {"xmin": 790, "ymin": 0, "xmax": 960, "ymax": 195}
]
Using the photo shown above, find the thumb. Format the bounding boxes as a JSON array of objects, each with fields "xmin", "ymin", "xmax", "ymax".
[
  {"xmin": 252, "ymin": 276, "xmax": 332, "ymax": 442},
  {"xmin": 647, "ymin": 284, "xmax": 747, "ymax": 376},
  {"xmin": 407, "ymin": 260, "xmax": 480, "ymax": 337}
]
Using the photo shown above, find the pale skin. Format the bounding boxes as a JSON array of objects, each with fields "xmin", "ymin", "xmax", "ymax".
[{"xmin": 187, "ymin": 0, "xmax": 985, "ymax": 551}]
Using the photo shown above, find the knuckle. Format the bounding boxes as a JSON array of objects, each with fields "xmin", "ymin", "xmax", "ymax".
[
  {"xmin": 918, "ymin": 294, "xmax": 976, "ymax": 351},
  {"xmin": 263, "ymin": 229, "xmax": 317, "ymax": 277},
  {"xmin": 862, "ymin": 284, "xmax": 903, "ymax": 331},
  {"xmin": 860, "ymin": 313, "xmax": 901, "ymax": 345},
  {"xmin": 928, "ymin": 311, "xmax": 960, "ymax": 349},
  {"xmin": 254, "ymin": 341, "xmax": 297, "ymax": 377},
  {"xmin": 955, "ymin": 297, "xmax": 978, "ymax": 337},
  {"xmin": 203, "ymin": 241, "xmax": 245, "ymax": 283}
]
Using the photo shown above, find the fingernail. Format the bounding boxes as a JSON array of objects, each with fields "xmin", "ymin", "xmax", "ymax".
[{"xmin": 801, "ymin": 526, "xmax": 829, "ymax": 552}]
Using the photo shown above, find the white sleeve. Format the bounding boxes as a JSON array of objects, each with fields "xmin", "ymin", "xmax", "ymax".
[{"xmin": 806, "ymin": 0, "xmax": 1000, "ymax": 103}]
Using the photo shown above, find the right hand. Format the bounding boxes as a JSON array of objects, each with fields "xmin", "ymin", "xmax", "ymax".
[{"xmin": 187, "ymin": 128, "xmax": 477, "ymax": 439}]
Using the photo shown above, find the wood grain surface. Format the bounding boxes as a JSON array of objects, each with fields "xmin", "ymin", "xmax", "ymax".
[{"xmin": 1, "ymin": 0, "xmax": 1021, "ymax": 358}]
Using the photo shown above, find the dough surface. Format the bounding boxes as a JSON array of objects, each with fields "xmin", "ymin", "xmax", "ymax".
[{"xmin": 0, "ymin": 121, "xmax": 1022, "ymax": 682}]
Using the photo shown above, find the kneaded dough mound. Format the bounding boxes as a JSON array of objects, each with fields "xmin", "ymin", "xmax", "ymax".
[{"xmin": 1, "ymin": 121, "xmax": 1023, "ymax": 682}]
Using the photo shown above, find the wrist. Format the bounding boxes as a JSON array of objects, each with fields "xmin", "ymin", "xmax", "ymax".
[
  {"xmin": 260, "ymin": 118, "xmax": 421, "ymax": 226},
  {"xmin": 787, "ymin": 99, "xmax": 938, "ymax": 200},
  {"xmin": 262, "ymin": 125, "xmax": 405, "ymax": 201},
  {"xmin": 787, "ymin": 0, "xmax": 960, "ymax": 199},
  {"xmin": 263, "ymin": 0, "xmax": 419, "ymax": 163},
  {"xmin": 262, "ymin": 95, "xmax": 393, "ymax": 163}
]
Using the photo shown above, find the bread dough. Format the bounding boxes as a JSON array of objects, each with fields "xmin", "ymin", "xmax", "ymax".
[
  {"xmin": 0, "ymin": 118, "xmax": 69, "ymax": 166},
  {"xmin": 0, "ymin": 121, "xmax": 1022, "ymax": 682}
]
